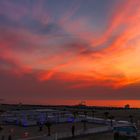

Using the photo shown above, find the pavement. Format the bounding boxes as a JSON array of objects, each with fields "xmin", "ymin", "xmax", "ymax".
[
  {"xmin": 17, "ymin": 126, "xmax": 112, "ymax": 140},
  {"xmin": 0, "ymin": 122, "xmax": 104, "ymax": 140}
]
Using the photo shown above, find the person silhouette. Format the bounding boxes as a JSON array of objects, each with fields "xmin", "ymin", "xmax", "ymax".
[
  {"xmin": 8, "ymin": 135, "xmax": 12, "ymax": 140},
  {"xmin": 72, "ymin": 124, "xmax": 75, "ymax": 137},
  {"xmin": 39, "ymin": 125, "xmax": 43, "ymax": 132},
  {"xmin": 1, "ymin": 135, "xmax": 5, "ymax": 140}
]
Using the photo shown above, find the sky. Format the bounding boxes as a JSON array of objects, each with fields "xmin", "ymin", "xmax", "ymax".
[{"xmin": 0, "ymin": 0, "xmax": 140, "ymax": 107}]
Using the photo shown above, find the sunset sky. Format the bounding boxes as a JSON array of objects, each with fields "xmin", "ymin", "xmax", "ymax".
[{"xmin": 0, "ymin": 0, "xmax": 140, "ymax": 107}]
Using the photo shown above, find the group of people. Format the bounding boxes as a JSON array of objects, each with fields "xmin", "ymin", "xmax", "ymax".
[
  {"xmin": 37, "ymin": 121, "xmax": 76, "ymax": 137},
  {"xmin": 1, "ymin": 135, "xmax": 12, "ymax": 140},
  {"xmin": 0, "ymin": 123, "xmax": 76, "ymax": 140},
  {"xmin": 0, "ymin": 127, "xmax": 12, "ymax": 140}
]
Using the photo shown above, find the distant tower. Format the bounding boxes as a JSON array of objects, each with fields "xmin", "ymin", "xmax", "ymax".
[
  {"xmin": 124, "ymin": 104, "xmax": 130, "ymax": 109},
  {"xmin": 79, "ymin": 100, "xmax": 86, "ymax": 106}
]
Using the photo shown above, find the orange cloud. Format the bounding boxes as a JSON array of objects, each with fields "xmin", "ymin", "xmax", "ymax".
[{"xmin": 1, "ymin": 0, "xmax": 140, "ymax": 90}]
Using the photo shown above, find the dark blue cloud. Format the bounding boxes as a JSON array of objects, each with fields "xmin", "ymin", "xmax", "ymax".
[{"xmin": 0, "ymin": 14, "xmax": 67, "ymax": 36}]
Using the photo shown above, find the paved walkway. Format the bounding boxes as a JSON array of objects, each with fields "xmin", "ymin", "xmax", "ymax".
[{"xmin": 18, "ymin": 126, "xmax": 112, "ymax": 140}]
